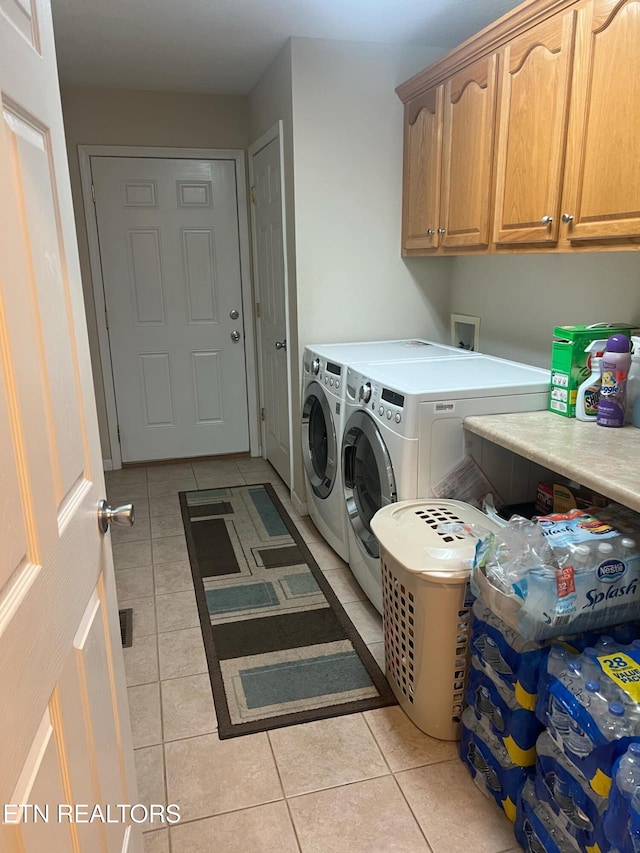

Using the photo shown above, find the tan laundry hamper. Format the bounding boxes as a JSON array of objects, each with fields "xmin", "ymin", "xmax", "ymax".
[{"xmin": 370, "ymin": 499, "xmax": 502, "ymax": 741}]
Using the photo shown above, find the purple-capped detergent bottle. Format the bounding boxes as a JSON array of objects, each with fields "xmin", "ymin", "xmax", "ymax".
[{"xmin": 597, "ymin": 334, "xmax": 631, "ymax": 427}]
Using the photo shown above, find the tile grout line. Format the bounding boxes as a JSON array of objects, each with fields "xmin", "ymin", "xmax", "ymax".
[
  {"xmin": 265, "ymin": 731, "xmax": 303, "ymax": 853},
  {"xmin": 361, "ymin": 712, "xmax": 438, "ymax": 852},
  {"xmin": 387, "ymin": 773, "xmax": 436, "ymax": 853},
  {"xmin": 150, "ymin": 509, "xmax": 172, "ymax": 853},
  {"xmin": 164, "ymin": 797, "xmax": 296, "ymax": 837}
]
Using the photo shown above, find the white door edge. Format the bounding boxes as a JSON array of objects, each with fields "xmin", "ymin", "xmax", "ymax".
[
  {"xmin": 248, "ymin": 121, "xmax": 294, "ymax": 482},
  {"xmin": 78, "ymin": 144, "xmax": 260, "ymax": 468}
]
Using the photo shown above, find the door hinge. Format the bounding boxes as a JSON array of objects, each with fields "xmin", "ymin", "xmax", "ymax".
[
  {"xmin": 117, "ymin": 425, "xmax": 121, "ymax": 442},
  {"xmin": 260, "ymin": 407, "xmax": 265, "ymax": 421},
  {"xmin": 250, "ymin": 185, "xmax": 256, "ymax": 204},
  {"xmin": 91, "ymin": 183, "xmax": 96, "ymax": 203},
  {"xmin": 256, "ymin": 302, "xmax": 261, "ymax": 318}
]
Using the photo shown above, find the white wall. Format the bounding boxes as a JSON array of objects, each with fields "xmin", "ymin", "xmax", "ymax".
[
  {"xmin": 290, "ymin": 39, "xmax": 451, "ymax": 353},
  {"xmin": 449, "ymin": 253, "xmax": 640, "ymax": 367},
  {"xmin": 248, "ymin": 39, "xmax": 453, "ymax": 501},
  {"xmin": 248, "ymin": 38, "xmax": 453, "ymax": 501}
]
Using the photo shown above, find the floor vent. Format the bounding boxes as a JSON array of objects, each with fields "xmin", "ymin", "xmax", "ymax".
[{"xmin": 119, "ymin": 608, "xmax": 133, "ymax": 648}]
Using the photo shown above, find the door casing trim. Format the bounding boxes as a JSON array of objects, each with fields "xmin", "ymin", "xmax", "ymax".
[
  {"xmin": 78, "ymin": 145, "xmax": 259, "ymax": 469},
  {"xmin": 247, "ymin": 122, "xmax": 293, "ymax": 489}
]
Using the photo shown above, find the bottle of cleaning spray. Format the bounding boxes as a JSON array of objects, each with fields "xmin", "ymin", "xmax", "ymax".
[
  {"xmin": 626, "ymin": 336, "xmax": 640, "ymax": 426},
  {"xmin": 576, "ymin": 339, "xmax": 607, "ymax": 421},
  {"xmin": 597, "ymin": 334, "xmax": 631, "ymax": 428}
]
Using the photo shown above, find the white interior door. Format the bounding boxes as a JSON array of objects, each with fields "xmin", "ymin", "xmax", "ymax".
[
  {"xmin": 0, "ymin": 2, "xmax": 140, "ymax": 850},
  {"xmin": 250, "ymin": 130, "xmax": 291, "ymax": 486},
  {"xmin": 92, "ymin": 156, "xmax": 250, "ymax": 463}
]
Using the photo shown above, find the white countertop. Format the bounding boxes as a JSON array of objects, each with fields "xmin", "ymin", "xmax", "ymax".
[{"xmin": 464, "ymin": 410, "xmax": 640, "ymax": 513}]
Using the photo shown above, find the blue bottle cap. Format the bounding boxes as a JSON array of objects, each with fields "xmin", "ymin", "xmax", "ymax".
[
  {"xmin": 630, "ymin": 744, "xmax": 640, "ymax": 756},
  {"xmin": 609, "ymin": 703, "xmax": 625, "ymax": 716},
  {"xmin": 585, "ymin": 681, "xmax": 600, "ymax": 691},
  {"xmin": 568, "ymin": 661, "xmax": 582, "ymax": 673},
  {"xmin": 599, "ymin": 636, "xmax": 615, "ymax": 645}
]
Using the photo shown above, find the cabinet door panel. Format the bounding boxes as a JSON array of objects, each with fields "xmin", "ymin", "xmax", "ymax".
[
  {"xmin": 402, "ymin": 87, "xmax": 442, "ymax": 253},
  {"xmin": 563, "ymin": 0, "xmax": 640, "ymax": 241},
  {"xmin": 493, "ymin": 12, "xmax": 576, "ymax": 245},
  {"xmin": 441, "ymin": 54, "xmax": 498, "ymax": 249}
]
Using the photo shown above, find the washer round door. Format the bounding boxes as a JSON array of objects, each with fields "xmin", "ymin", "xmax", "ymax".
[
  {"xmin": 302, "ymin": 381, "xmax": 337, "ymax": 499},
  {"xmin": 342, "ymin": 409, "xmax": 397, "ymax": 557}
]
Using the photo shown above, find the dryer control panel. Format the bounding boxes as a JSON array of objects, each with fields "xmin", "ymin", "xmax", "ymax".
[{"xmin": 346, "ymin": 368, "xmax": 418, "ymax": 437}]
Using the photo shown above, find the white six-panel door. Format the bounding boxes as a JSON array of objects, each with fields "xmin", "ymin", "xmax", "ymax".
[
  {"xmin": 92, "ymin": 156, "xmax": 250, "ymax": 463},
  {"xmin": 250, "ymin": 132, "xmax": 291, "ymax": 486},
  {"xmin": 0, "ymin": 1, "xmax": 140, "ymax": 850}
]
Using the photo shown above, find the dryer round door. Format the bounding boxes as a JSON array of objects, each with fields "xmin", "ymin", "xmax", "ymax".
[
  {"xmin": 302, "ymin": 381, "xmax": 337, "ymax": 499},
  {"xmin": 342, "ymin": 409, "xmax": 397, "ymax": 557}
]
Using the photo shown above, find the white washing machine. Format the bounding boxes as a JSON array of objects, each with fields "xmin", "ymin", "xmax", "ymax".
[
  {"xmin": 341, "ymin": 356, "xmax": 550, "ymax": 613},
  {"xmin": 301, "ymin": 340, "xmax": 475, "ymax": 561}
]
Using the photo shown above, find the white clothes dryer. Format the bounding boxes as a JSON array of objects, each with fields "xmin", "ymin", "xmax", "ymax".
[
  {"xmin": 341, "ymin": 356, "xmax": 550, "ymax": 613},
  {"xmin": 301, "ymin": 340, "xmax": 475, "ymax": 561}
]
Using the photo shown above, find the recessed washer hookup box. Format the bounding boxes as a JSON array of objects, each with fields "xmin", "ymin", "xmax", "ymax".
[{"xmin": 548, "ymin": 323, "xmax": 639, "ymax": 418}]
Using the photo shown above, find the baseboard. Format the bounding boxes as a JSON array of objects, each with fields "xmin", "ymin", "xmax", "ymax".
[
  {"xmin": 291, "ymin": 489, "xmax": 308, "ymax": 517},
  {"xmin": 103, "ymin": 458, "xmax": 113, "ymax": 471}
]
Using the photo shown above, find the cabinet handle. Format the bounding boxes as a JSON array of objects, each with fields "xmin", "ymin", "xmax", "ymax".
[
  {"xmin": 427, "ymin": 229, "xmax": 435, "ymax": 236},
  {"xmin": 541, "ymin": 216, "xmax": 553, "ymax": 226},
  {"xmin": 437, "ymin": 228, "xmax": 446, "ymax": 235},
  {"xmin": 562, "ymin": 213, "xmax": 574, "ymax": 224}
]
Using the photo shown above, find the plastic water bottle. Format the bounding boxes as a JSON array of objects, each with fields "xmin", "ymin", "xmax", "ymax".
[
  {"xmin": 584, "ymin": 680, "xmax": 609, "ymax": 715},
  {"xmin": 548, "ymin": 644, "xmax": 568, "ymax": 677},
  {"xmin": 580, "ymin": 647, "xmax": 603, "ymax": 682},
  {"xmin": 562, "ymin": 661, "xmax": 586, "ymax": 700},
  {"xmin": 595, "ymin": 634, "xmax": 616, "ymax": 652},
  {"xmin": 573, "ymin": 543, "xmax": 592, "ymax": 569},
  {"xmin": 617, "ymin": 743, "xmax": 640, "ymax": 799},
  {"xmin": 597, "ymin": 543, "xmax": 614, "ymax": 563},
  {"xmin": 482, "ymin": 636, "xmax": 513, "ymax": 676},
  {"xmin": 567, "ymin": 716, "xmax": 592, "ymax": 756},
  {"xmin": 549, "ymin": 696, "xmax": 571, "ymax": 744},
  {"xmin": 621, "ymin": 537, "xmax": 638, "ymax": 564},
  {"xmin": 553, "ymin": 775, "xmax": 593, "ymax": 830},
  {"xmin": 475, "ymin": 685, "xmax": 494, "ymax": 718},
  {"xmin": 490, "ymin": 704, "xmax": 505, "ymax": 733},
  {"xmin": 602, "ymin": 703, "xmax": 632, "ymax": 741}
]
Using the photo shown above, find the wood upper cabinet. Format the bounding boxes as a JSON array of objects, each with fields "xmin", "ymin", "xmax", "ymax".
[
  {"xmin": 441, "ymin": 54, "xmax": 498, "ymax": 249},
  {"xmin": 401, "ymin": 54, "xmax": 497, "ymax": 254},
  {"xmin": 493, "ymin": 11, "xmax": 576, "ymax": 245},
  {"xmin": 402, "ymin": 86, "xmax": 443, "ymax": 253},
  {"xmin": 561, "ymin": 0, "xmax": 640, "ymax": 243},
  {"xmin": 397, "ymin": 0, "xmax": 640, "ymax": 254}
]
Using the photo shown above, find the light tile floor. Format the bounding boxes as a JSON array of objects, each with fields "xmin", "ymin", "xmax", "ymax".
[{"xmin": 106, "ymin": 457, "xmax": 522, "ymax": 853}]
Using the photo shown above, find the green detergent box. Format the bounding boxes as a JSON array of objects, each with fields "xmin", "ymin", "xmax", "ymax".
[{"xmin": 549, "ymin": 323, "xmax": 639, "ymax": 417}]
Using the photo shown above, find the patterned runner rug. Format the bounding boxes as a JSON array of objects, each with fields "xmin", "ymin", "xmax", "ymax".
[{"xmin": 179, "ymin": 482, "xmax": 396, "ymax": 739}]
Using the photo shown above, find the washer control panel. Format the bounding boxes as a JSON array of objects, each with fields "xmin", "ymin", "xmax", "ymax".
[{"xmin": 304, "ymin": 351, "xmax": 343, "ymax": 394}]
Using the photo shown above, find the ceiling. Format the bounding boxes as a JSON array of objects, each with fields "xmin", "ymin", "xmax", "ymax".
[{"xmin": 51, "ymin": 0, "xmax": 524, "ymax": 95}]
